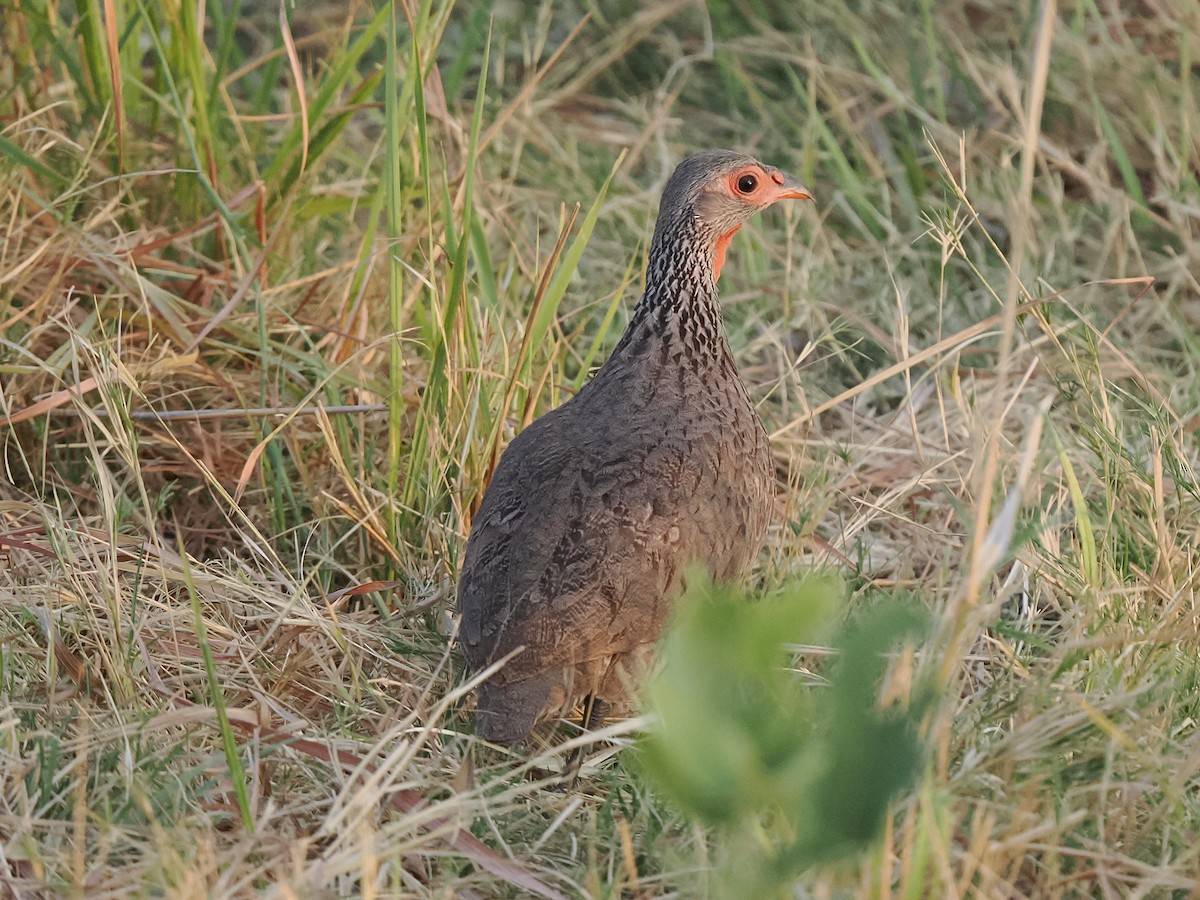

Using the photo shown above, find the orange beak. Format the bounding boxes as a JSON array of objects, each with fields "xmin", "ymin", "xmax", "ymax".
[{"xmin": 770, "ymin": 169, "xmax": 814, "ymax": 202}]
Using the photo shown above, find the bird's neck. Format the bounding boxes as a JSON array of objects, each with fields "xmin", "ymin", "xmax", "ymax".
[{"xmin": 610, "ymin": 214, "xmax": 733, "ymax": 364}]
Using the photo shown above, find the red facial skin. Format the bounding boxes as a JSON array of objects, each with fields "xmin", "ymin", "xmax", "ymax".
[
  {"xmin": 712, "ymin": 166, "xmax": 812, "ymax": 282},
  {"xmin": 713, "ymin": 224, "xmax": 743, "ymax": 282}
]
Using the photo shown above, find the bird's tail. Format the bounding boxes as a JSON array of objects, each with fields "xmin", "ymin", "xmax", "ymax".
[{"xmin": 473, "ymin": 670, "xmax": 558, "ymax": 744}]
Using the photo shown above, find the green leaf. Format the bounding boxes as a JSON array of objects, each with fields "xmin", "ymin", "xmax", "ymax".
[{"xmin": 641, "ymin": 574, "xmax": 934, "ymax": 888}]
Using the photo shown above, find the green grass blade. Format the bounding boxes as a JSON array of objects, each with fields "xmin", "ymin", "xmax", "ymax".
[
  {"xmin": 0, "ymin": 135, "xmax": 73, "ymax": 189},
  {"xmin": 518, "ymin": 151, "xmax": 625, "ymax": 391},
  {"xmin": 1092, "ymin": 93, "xmax": 1150, "ymax": 213},
  {"xmin": 180, "ymin": 541, "xmax": 254, "ymax": 833},
  {"xmin": 1055, "ymin": 430, "xmax": 1100, "ymax": 590},
  {"xmin": 384, "ymin": 0, "xmax": 408, "ymax": 545}
]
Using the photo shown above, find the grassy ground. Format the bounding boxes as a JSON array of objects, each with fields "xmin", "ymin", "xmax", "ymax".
[{"xmin": 2, "ymin": 0, "xmax": 1199, "ymax": 896}]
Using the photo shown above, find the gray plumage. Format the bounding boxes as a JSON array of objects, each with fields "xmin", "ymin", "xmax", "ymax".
[{"xmin": 457, "ymin": 150, "xmax": 813, "ymax": 743}]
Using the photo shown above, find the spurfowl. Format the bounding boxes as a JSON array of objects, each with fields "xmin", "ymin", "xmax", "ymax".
[{"xmin": 457, "ymin": 150, "xmax": 812, "ymax": 744}]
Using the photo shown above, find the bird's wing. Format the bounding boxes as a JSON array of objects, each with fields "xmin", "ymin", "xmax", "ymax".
[
  {"xmin": 455, "ymin": 392, "xmax": 705, "ymax": 680},
  {"xmin": 456, "ymin": 404, "xmax": 585, "ymax": 657}
]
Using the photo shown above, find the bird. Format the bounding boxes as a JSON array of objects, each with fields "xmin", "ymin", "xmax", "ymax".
[{"xmin": 456, "ymin": 149, "xmax": 813, "ymax": 745}]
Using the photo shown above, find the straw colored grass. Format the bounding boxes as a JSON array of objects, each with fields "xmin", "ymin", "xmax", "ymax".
[{"xmin": 2, "ymin": 0, "xmax": 1199, "ymax": 896}]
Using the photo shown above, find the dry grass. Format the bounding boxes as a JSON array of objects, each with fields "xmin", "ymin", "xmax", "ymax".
[{"xmin": 2, "ymin": 0, "xmax": 1199, "ymax": 896}]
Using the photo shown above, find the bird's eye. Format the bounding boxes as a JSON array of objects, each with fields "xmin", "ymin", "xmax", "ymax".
[{"xmin": 736, "ymin": 173, "xmax": 758, "ymax": 194}]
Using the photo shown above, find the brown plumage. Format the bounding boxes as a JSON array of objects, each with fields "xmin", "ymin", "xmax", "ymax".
[{"xmin": 457, "ymin": 150, "xmax": 813, "ymax": 744}]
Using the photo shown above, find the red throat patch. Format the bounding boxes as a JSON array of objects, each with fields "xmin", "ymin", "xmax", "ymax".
[{"xmin": 712, "ymin": 225, "xmax": 742, "ymax": 282}]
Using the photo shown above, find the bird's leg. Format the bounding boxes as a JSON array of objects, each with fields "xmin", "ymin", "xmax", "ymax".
[
  {"xmin": 563, "ymin": 695, "xmax": 607, "ymax": 787},
  {"xmin": 582, "ymin": 694, "xmax": 608, "ymax": 731}
]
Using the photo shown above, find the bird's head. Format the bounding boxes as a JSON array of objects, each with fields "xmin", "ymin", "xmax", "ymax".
[{"xmin": 656, "ymin": 149, "xmax": 813, "ymax": 282}]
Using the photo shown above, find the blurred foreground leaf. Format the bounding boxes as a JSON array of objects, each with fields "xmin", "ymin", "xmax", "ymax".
[{"xmin": 640, "ymin": 573, "xmax": 935, "ymax": 895}]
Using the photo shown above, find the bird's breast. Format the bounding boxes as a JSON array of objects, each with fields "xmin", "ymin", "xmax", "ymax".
[{"xmin": 585, "ymin": 358, "xmax": 773, "ymax": 567}]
